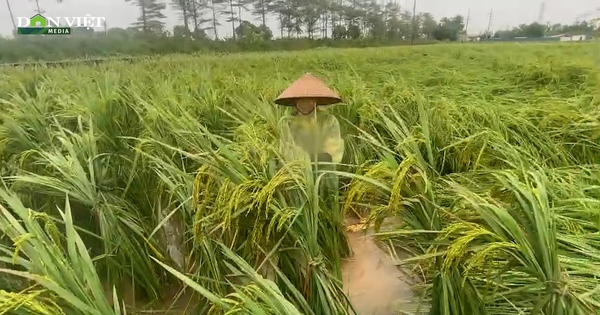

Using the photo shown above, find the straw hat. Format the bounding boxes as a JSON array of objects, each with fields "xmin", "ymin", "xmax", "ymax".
[{"xmin": 275, "ymin": 73, "xmax": 342, "ymax": 106}]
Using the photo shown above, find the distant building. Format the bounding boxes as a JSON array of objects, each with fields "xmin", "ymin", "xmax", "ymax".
[
  {"xmin": 560, "ymin": 34, "xmax": 590, "ymax": 41},
  {"xmin": 459, "ymin": 32, "xmax": 482, "ymax": 42},
  {"xmin": 467, "ymin": 34, "xmax": 481, "ymax": 42}
]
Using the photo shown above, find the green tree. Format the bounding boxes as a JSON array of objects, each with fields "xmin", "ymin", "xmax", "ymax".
[
  {"xmin": 302, "ymin": 0, "xmax": 322, "ymax": 38},
  {"xmin": 235, "ymin": 20, "xmax": 273, "ymax": 40},
  {"xmin": 521, "ymin": 22, "xmax": 545, "ymax": 37},
  {"xmin": 432, "ymin": 15, "xmax": 464, "ymax": 41},
  {"xmin": 365, "ymin": 1, "xmax": 385, "ymax": 40},
  {"xmin": 420, "ymin": 12, "xmax": 437, "ymax": 38},
  {"xmin": 383, "ymin": 2, "xmax": 401, "ymax": 40}
]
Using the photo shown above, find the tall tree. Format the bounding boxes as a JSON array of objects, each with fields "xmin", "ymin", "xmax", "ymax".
[
  {"xmin": 287, "ymin": 0, "xmax": 304, "ymax": 37},
  {"xmin": 189, "ymin": 0, "xmax": 212, "ymax": 38},
  {"xmin": 208, "ymin": 0, "xmax": 223, "ymax": 39},
  {"xmin": 235, "ymin": 0, "xmax": 251, "ymax": 23},
  {"xmin": 318, "ymin": 0, "xmax": 330, "ymax": 37},
  {"xmin": 419, "ymin": 12, "xmax": 436, "ymax": 38},
  {"xmin": 172, "ymin": 0, "xmax": 211, "ymax": 38},
  {"xmin": 365, "ymin": 0, "xmax": 385, "ymax": 40},
  {"xmin": 252, "ymin": 0, "xmax": 273, "ymax": 27},
  {"xmin": 172, "ymin": 0, "xmax": 190, "ymax": 35},
  {"xmin": 302, "ymin": 0, "xmax": 321, "ymax": 38},
  {"xmin": 128, "ymin": 0, "xmax": 167, "ymax": 34},
  {"xmin": 221, "ymin": 0, "xmax": 239, "ymax": 39},
  {"xmin": 272, "ymin": 0, "xmax": 296, "ymax": 37}
]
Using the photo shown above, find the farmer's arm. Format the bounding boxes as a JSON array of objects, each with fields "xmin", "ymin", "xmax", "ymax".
[
  {"xmin": 277, "ymin": 118, "xmax": 292, "ymax": 159},
  {"xmin": 278, "ymin": 118, "xmax": 308, "ymax": 162},
  {"xmin": 278, "ymin": 118, "xmax": 292, "ymax": 147},
  {"xmin": 323, "ymin": 116, "xmax": 344, "ymax": 164}
]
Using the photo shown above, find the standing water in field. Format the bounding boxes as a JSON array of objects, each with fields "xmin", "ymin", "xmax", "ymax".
[{"xmin": 342, "ymin": 216, "xmax": 418, "ymax": 315}]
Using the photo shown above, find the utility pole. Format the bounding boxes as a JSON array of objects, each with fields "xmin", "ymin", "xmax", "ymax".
[
  {"xmin": 465, "ymin": 9, "xmax": 471, "ymax": 34},
  {"xmin": 486, "ymin": 9, "xmax": 493, "ymax": 35},
  {"xmin": 538, "ymin": 2, "xmax": 545, "ymax": 24},
  {"xmin": 410, "ymin": 0, "xmax": 417, "ymax": 45},
  {"xmin": 5, "ymin": 0, "xmax": 17, "ymax": 33}
]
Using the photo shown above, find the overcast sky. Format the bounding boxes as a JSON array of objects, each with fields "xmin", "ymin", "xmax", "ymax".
[{"xmin": 1, "ymin": 0, "xmax": 598, "ymax": 38}]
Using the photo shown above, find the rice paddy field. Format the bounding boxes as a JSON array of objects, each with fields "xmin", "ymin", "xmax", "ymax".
[{"xmin": 0, "ymin": 42, "xmax": 599, "ymax": 315}]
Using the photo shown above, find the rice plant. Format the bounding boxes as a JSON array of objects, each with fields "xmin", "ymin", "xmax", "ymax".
[{"xmin": 0, "ymin": 42, "xmax": 599, "ymax": 315}]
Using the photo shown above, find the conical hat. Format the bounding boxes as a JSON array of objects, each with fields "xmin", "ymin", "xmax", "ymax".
[{"xmin": 275, "ymin": 73, "xmax": 342, "ymax": 106}]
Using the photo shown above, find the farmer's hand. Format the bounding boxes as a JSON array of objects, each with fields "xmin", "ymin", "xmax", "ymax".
[{"xmin": 317, "ymin": 153, "xmax": 332, "ymax": 162}]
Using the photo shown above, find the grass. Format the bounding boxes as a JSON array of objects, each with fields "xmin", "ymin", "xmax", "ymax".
[{"xmin": 0, "ymin": 41, "xmax": 598, "ymax": 315}]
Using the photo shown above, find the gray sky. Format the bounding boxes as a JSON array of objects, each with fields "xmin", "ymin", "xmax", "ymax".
[{"xmin": 1, "ymin": 0, "xmax": 598, "ymax": 38}]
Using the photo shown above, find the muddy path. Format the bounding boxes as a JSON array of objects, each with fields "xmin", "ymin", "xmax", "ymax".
[{"xmin": 342, "ymin": 216, "xmax": 427, "ymax": 315}]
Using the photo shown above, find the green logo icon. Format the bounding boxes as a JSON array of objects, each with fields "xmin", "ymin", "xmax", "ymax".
[{"xmin": 30, "ymin": 14, "xmax": 47, "ymax": 27}]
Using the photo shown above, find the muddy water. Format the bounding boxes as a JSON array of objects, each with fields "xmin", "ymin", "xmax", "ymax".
[
  {"xmin": 342, "ymin": 218, "xmax": 415, "ymax": 315},
  {"xmin": 111, "ymin": 215, "xmax": 418, "ymax": 315}
]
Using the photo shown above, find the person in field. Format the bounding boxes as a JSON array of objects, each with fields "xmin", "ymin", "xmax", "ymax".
[
  {"xmin": 275, "ymin": 73, "xmax": 344, "ymax": 165},
  {"xmin": 269, "ymin": 73, "xmax": 350, "ymax": 279}
]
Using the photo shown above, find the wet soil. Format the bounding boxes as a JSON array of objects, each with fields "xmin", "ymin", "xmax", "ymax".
[
  {"xmin": 342, "ymin": 216, "xmax": 422, "ymax": 315},
  {"xmin": 105, "ymin": 282, "xmax": 199, "ymax": 315}
]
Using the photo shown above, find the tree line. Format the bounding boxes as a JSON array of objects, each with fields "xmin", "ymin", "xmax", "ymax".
[
  {"xmin": 1, "ymin": 0, "xmax": 598, "ymax": 63},
  {"xmin": 493, "ymin": 21, "xmax": 598, "ymax": 39},
  {"xmin": 0, "ymin": 0, "xmax": 466, "ymax": 63},
  {"xmin": 114, "ymin": 0, "xmax": 462, "ymax": 41}
]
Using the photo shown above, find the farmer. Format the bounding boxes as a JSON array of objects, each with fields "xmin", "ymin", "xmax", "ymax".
[
  {"xmin": 273, "ymin": 73, "xmax": 350, "ymax": 274},
  {"xmin": 275, "ymin": 73, "xmax": 345, "ymax": 166}
]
